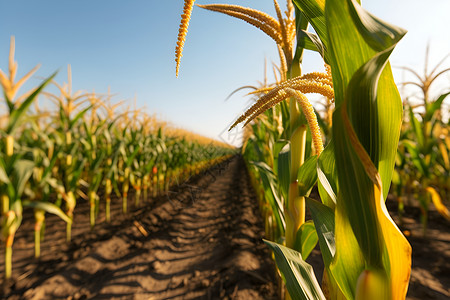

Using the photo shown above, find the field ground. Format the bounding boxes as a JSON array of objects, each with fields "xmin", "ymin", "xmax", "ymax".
[
  {"xmin": 387, "ymin": 196, "xmax": 450, "ymax": 299},
  {"xmin": 0, "ymin": 156, "xmax": 448, "ymax": 299}
]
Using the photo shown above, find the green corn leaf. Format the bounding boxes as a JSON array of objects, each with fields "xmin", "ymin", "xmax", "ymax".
[
  {"xmin": 126, "ymin": 145, "xmax": 141, "ymax": 167},
  {"xmin": 314, "ymin": 109, "xmax": 329, "ymax": 138},
  {"xmin": 293, "ymin": 220, "xmax": 318, "ymax": 260},
  {"xmin": 317, "ymin": 141, "xmax": 337, "ymax": 209},
  {"xmin": 292, "ymin": 0, "xmax": 328, "ymax": 57},
  {"xmin": 346, "ymin": 0, "xmax": 406, "ymax": 51},
  {"xmin": 251, "ymin": 161, "xmax": 286, "ymax": 233},
  {"xmin": 290, "ymin": 5, "xmax": 309, "ymax": 77},
  {"xmin": 297, "ymin": 30, "xmax": 327, "ymax": 62},
  {"xmin": 305, "ymin": 197, "xmax": 336, "ymax": 267},
  {"xmin": 265, "ymin": 240, "xmax": 325, "ymax": 300},
  {"xmin": 23, "ymin": 201, "xmax": 71, "ymax": 224},
  {"xmin": 69, "ymin": 105, "xmax": 93, "ymax": 129},
  {"xmin": 402, "ymin": 140, "xmax": 429, "ymax": 176},
  {"xmin": 273, "ymin": 139, "xmax": 289, "ymax": 177},
  {"xmin": 12, "ymin": 159, "xmax": 35, "ymax": 198},
  {"xmin": 408, "ymin": 106, "xmax": 425, "ymax": 149},
  {"xmin": 425, "ymin": 91, "xmax": 450, "ymax": 122},
  {"xmin": 7, "ymin": 72, "xmax": 56, "ymax": 134},
  {"xmin": 297, "ymin": 155, "xmax": 317, "ymax": 196},
  {"xmin": 0, "ymin": 157, "xmax": 10, "ymax": 184},
  {"xmin": 277, "ymin": 143, "xmax": 291, "ymax": 200}
]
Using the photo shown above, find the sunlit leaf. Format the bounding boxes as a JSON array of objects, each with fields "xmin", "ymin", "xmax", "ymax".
[{"xmin": 265, "ymin": 240, "xmax": 325, "ymax": 300}]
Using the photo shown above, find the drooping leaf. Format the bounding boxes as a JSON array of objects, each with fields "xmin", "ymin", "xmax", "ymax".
[
  {"xmin": 426, "ymin": 186, "xmax": 450, "ymax": 221},
  {"xmin": 265, "ymin": 240, "xmax": 326, "ymax": 300},
  {"xmin": 251, "ymin": 161, "xmax": 285, "ymax": 233},
  {"xmin": 23, "ymin": 201, "xmax": 72, "ymax": 224},
  {"xmin": 317, "ymin": 141, "xmax": 337, "ymax": 209},
  {"xmin": 297, "ymin": 30, "xmax": 327, "ymax": 62},
  {"xmin": 292, "ymin": 0, "xmax": 328, "ymax": 57}
]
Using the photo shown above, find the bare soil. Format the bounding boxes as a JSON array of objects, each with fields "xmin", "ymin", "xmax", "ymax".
[
  {"xmin": 0, "ymin": 156, "xmax": 278, "ymax": 300},
  {"xmin": 387, "ymin": 196, "xmax": 450, "ymax": 300},
  {"xmin": 0, "ymin": 155, "xmax": 448, "ymax": 299}
]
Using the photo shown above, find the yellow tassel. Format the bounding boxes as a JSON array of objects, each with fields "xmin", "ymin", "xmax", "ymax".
[
  {"xmin": 285, "ymin": 88, "xmax": 324, "ymax": 155},
  {"xmin": 175, "ymin": 0, "xmax": 196, "ymax": 77}
]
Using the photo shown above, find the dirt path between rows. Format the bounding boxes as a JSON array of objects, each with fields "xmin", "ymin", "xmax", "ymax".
[{"xmin": 0, "ymin": 156, "xmax": 279, "ymax": 300}]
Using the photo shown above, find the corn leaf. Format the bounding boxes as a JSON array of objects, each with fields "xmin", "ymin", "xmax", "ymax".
[
  {"xmin": 23, "ymin": 201, "xmax": 72, "ymax": 224},
  {"xmin": 402, "ymin": 140, "xmax": 429, "ymax": 177},
  {"xmin": 264, "ymin": 240, "xmax": 326, "ymax": 300},
  {"xmin": 297, "ymin": 30, "xmax": 327, "ymax": 63},
  {"xmin": 317, "ymin": 141, "xmax": 337, "ymax": 209},
  {"xmin": 293, "ymin": 220, "xmax": 318, "ymax": 260},
  {"xmin": 305, "ymin": 197, "xmax": 336, "ymax": 267},
  {"xmin": 7, "ymin": 72, "xmax": 56, "ymax": 134},
  {"xmin": 69, "ymin": 105, "xmax": 93, "ymax": 129},
  {"xmin": 277, "ymin": 143, "xmax": 291, "ymax": 200},
  {"xmin": 0, "ymin": 158, "xmax": 10, "ymax": 184},
  {"xmin": 297, "ymin": 155, "xmax": 317, "ymax": 196},
  {"xmin": 273, "ymin": 139, "xmax": 289, "ymax": 177},
  {"xmin": 292, "ymin": 0, "xmax": 328, "ymax": 56},
  {"xmin": 251, "ymin": 161, "xmax": 286, "ymax": 233},
  {"xmin": 426, "ymin": 186, "xmax": 450, "ymax": 221},
  {"xmin": 408, "ymin": 106, "xmax": 424, "ymax": 149},
  {"xmin": 11, "ymin": 159, "xmax": 35, "ymax": 199},
  {"xmin": 438, "ymin": 142, "xmax": 449, "ymax": 170},
  {"xmin": 425, "ymin": 91, "xmax": 450, "ymax": 122}
]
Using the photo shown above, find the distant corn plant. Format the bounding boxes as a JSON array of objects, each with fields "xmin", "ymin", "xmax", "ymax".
[{"xmin": 175, "ymin": 0, "xmax": 412, "ymax": 299}]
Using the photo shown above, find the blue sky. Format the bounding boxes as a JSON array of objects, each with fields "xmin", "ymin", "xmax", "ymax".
[{"xmin": 1, "ymin": 1, "xmax": 449, "ymax": 145}]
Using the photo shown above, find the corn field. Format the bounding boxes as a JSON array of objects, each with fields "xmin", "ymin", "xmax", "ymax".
[
  {"xmin": 1, "ymin": 1, "xmax": 449, "ymax": 299},
  {"xmin": 0, "ymin": 36, "xmax": 234, "ymax": 281}
]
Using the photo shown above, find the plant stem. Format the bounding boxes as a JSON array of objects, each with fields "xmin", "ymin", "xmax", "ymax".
[
  {"xmin": 5, "ymin": 234, "xmax": 14, "ymax": 279},
  {"xmin": 106, "ymin": 196, "xmax": 111, "ymax": 222},
  {"xmin": 285, "ymin": 43, "xmax": 306, "ymax": 249},
  {"xmin": 66, "ymin": 221, "xmax": 72, "ymax": 243},
  {"xmin": 123, "ymin": 193, "xmax": 128, "ymax": 214},
  {"xmin": 286, "ymin": 125, "xmax": 307, "ymax": 248},
  {"xmin": 34, "ymin": 228, "xmax": 41, "ymax": 258},
  {"xmin": 89, "ymin": 191, "xmax": 96, "ymax": 228}
]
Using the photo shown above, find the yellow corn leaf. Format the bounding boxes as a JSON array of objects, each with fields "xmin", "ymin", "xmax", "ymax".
[{"xmin": 426, "ymin": 186, "xmax": 450, "ymax": 221}]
